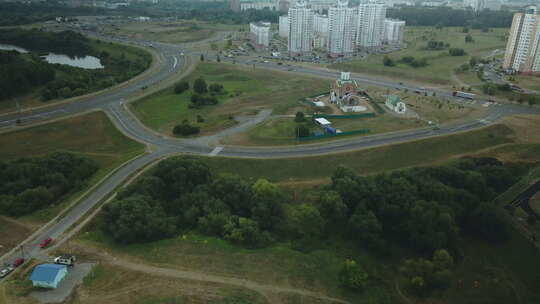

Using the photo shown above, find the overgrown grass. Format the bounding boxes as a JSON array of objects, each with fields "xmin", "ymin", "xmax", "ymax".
[
  {"xmin": 207, "ymin": 124, "xmax": 515, "ymax": 182},
  {"xmin": 0, "ymin": 111, "xmax": 145, "ymax": 222},
  {"xmin": 331, "ymin": 27, "xmax": 507, "ymax": 86}
]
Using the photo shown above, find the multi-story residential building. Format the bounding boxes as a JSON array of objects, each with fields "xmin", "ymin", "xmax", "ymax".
[
  {"xmin": 279, "ymin": 15, "xmax": 290, "ymax": 38},
  {"xmin": 240, "ymin": 0, "xmax": 278, "ymax": 11},
  {"xmin": 309, "ymin": 0, "xmax": 336, "ymax": 13},
  {"xmin": 383, "ymin": 18, "xmax": 405, "ymax": 45},
  {"xmin": 313, "ymin": 14, "xmax": 329, "ymax": 36},
  {"xmin": 503, "ymin": 6, "xmax": 540, "ymax": 74},
  {"xmin": 464, "ymin": 0, "xmax": 485, "ymax": 12},
  {"xmin": 327, "ymin": 0, "xmax": 355, "ymax": 56},
  {"xmin": 288, "ymin": 0, "xmax": 314, "ymax": 55},
  {"xmin": 250, "ymin": 22, "xmax": 271, "ymax": 48},
  {"xmin": 356, "ymin": 1, "xmax": 386, "ymax": 49}
]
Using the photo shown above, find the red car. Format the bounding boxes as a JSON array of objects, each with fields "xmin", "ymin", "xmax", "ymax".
[
  {"xmin": 39, "ymin": 237, "xmax": 53, "ymax": 249},
  {"xmin": 13, "ymin": 258, "xmax": 24, "ymax": 267}
]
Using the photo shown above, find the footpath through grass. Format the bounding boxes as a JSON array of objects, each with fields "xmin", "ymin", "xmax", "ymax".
[
  {"xmin": 131, "ymin": 62, "xmax": 329, "ymax": 135},
  {"xmin": 208, "ymin": 123, "xmax": 515, "ymax": 182},
  {"xmin": 0, "ymin": 111, "xmax": 145, "ymax": 222},
  {"xmin": 331, "ymin": 26, "xmax": 507, "ymax": 86}
]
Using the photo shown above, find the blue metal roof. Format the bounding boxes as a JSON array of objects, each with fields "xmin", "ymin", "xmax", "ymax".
[{"xmin": 30, "ymin": 264, "xmax": 66, "ymax": 282}]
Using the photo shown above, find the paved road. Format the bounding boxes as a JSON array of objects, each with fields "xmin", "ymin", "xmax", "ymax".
[{"xmin": 0, "ymin": 30, "xmax": 539, "ymax": 278}]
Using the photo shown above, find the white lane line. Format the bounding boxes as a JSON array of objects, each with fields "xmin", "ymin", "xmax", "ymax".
[
  {"xmin": 173, "ymin": 56, "xmax": 178, "ymax": 69},
  {"xmin": 209, "ymin": 146, "xmax": 224, "ymax": 156}
]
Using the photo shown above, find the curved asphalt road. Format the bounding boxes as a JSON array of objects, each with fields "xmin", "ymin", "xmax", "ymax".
[{"xmin": 0, "ymin": 31, "xmax": 539, "ymax": 273}]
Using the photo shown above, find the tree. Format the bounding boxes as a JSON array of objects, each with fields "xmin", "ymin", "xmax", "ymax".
[
  {"xmin": 251, "ymin": 179, "xmax": 285, "ymax": 230},
  {"xmin": 289, "ymin": 203, "xmax": 325, "ymax": 241},
  {"xmin": 449, "ymin": 48, "xmax": 465, "ymax": 56},
  {"xmin": 174, "ymin": 81, "xmax": 189, "ymax": 94},
  {"xmin": 338, "ymin": 259, "xmax": 369, "ymax": 290},
  {"xmin": 465, "ymin": 34, "xmax": 474, "ymax": 43},
  {"xmin": 193, "ymin": 78, "xmax": 208, "ymax": 94},
  {"xmin": 295, "ymin": 124, "xmax": 310, "ymax": 138},
  {"xmin": 469, "ymin": 202, "xmax": 511, "ymax": 242},
  {"xmin": 383, "ymin": 55, "xmax": 395, "ymax": 67},
  {"xmin": 433, "ymin": 249, "xmax": 453, "ymax": 271},
  {"xmin": 224, "ymin": 216, "xmax": 272, "ymax": 248},
  {"xmin": 211, "ymin": 174, "xmax": 252, "ymax": 217},
  {"xmin": 173, "ymin": 122, "xmax": 200, "ymax": 136},
  {"xmin": 200, "ymin": 54, "xmax": 204, "ymax": 61},
  {"xmin": 209, "ymin": 83, "xmax": 224, "ymax": 93},
  {"xmin": 101, "ymin": 195, "xmax": 176, "ymax": 243},
  {"xmin": 317, "ymin": 191, "xmax": 348, "ymax": 222},
  {"xmin": 294, "ymin": 111, "xmax": 305, "ymax": 122}
]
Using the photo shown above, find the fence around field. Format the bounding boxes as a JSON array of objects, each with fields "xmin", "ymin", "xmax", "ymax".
[{"xmin": 298, "ymin": 128, "xmax": 370, "ymax": 141}]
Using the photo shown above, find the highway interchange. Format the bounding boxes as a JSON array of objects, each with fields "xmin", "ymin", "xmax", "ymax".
[{"xmin": 0, "ymin": 30, "xmax": 539, "ymax": 274}]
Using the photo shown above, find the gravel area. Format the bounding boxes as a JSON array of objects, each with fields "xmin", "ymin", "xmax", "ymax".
[{"xmin": 30, "ymin": 263, "xmax": 95, "ymax": 304}]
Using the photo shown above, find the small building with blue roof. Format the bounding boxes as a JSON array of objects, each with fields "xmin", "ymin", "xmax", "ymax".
[{"xmin": 29, "ymin": 264, "xmax": 68, "ymax": 288}]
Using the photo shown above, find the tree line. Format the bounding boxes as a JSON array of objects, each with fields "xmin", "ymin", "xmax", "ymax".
[
  {"xmin": 0, "ymin": 152, "xmax": 99, "ymax": 217},
  {"xmin": 0, "ymin": 51, "xmax": 56, "ymax": 101},
  {"xmin": 101, "ymin": 156, "xmax": 520, "ymax": 256},
  {"xmin": 387, "ymin": 7, "xmax": 514, "ymax": 28},
  {"xmin": 0, "ymin": 29, "xmax": 93, "ymax": 57}
]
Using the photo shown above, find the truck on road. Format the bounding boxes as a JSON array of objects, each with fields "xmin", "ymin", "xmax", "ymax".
[{"xmin": 452, "ymin": 91, "xmax": 476, "ymax": 99}]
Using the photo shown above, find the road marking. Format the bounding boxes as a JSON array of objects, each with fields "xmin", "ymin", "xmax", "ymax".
[
  {"xmin": 209, "ymin": 146, "xmax": 224, "ymax": 156},
  {"xmin": 173, "ymin": 56, "xmax": 178, "ymax": 69}
]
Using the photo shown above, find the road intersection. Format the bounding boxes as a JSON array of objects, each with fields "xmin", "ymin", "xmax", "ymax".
[{"xmin": 0, "ymin": 31, "xmax": 539, "ymax": 273}]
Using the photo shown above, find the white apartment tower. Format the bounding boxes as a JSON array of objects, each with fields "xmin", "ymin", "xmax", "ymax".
[
  {"xmin": 250, "ymin": 22, "xmax": 271, "ymax": 48},
  {"xmin": 464, "ymin": 0, "xmax": 485, "ymax": 12},
  {"xmin": 383, "ymin": 19, "xmax": 406, "ymax": 45},
  {"xmin": 279, "ymin": 15, "xmax": 289, "ymax": 38},
  {"xmin": 503, "ymin": 6, "xmax": 540, "ymax": 73},
  {"xmin": 356, "ymin": 1, "xmax": 386, "ymax": 49},
  {"xmin": 288, "ymin": 0, "xmax": 314, "ymax": 55},
  {"xmin": 314, "ymin": 14, "xmax": 329, "ymax": 35},
  {"xmin": 328, "ymin": 0, "xmax": 356, "ymax": 56}
]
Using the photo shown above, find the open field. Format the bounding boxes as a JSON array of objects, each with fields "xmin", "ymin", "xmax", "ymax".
[
  {"xmin": 104, "ymin": 21, "xmax": 242, "ymax": 44},
  {"xmin": 0, "ymin": 217, "xmax": 33, "ymax": 257},
  {"xmin": 223, "ymin": 87, "xmax": 485, "ymax": 146},
  {"xmin": 0, "ymin": 111, "xmax": 145, "ymax": 225},
  {"xmin": 131, "ymin": 62, "xmax": 329, "ymax": 136},
  {"xmin": 331, "ymin": 27, "xmax": 507, "ymax": 86},
  {"xmin": 510, "ymin": 74, "xmax": 540, "ymax": 92}
]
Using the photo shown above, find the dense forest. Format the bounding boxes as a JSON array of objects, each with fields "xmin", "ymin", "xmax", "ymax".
[
  {"xmin": 0, "ymin": 51, "xmax": 56, "ymax": 101},
  {"xmin": 0, "ymin": 152, "xmax": 99, "ymax": 217},
  {"xmin": 101, "ymin": 156, "xmax": 521, "ymax": 256},
  {"xmin": 0, "ymin": 30, "xmax": 151, "ymax": 103},
  {"xmin": 387, "ymin": 7, "xmax": 514, "ymax": 28}
]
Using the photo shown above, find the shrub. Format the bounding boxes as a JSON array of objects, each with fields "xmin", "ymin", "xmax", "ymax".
[
  {"xmin": 449, "ymin": 48, "xmax": 466, "ymax": 56},
  {"xmin": 338, "ymin": 259, "xmax": 369, "ymax": 290},
  {"xmin": 174, "ymin": 81, "xmax": 189, "ymax": 94},
  {"xmin": 173, "ymin": 122, "xmax": 200, "ymax": 136},
  {"xmin": 383, "ymin": 56, "xmax": 395, "ymax": 66}
]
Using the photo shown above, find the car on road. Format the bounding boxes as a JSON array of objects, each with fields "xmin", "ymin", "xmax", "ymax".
[
  {"xmin": 40, "ymin": 237, "xmax": 53, "ymax": 249},
  {"xmin": 0, "ymin": 266, "xmax": 14, "ymax": 278},
  {"xmin": 13, "ymin": 258, "xmax": 25, "ymax": 267}
]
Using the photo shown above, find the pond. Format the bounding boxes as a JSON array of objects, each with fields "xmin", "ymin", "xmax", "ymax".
[{"xmin": 0, "ymin": 43, "xmax": 104, "ymax": 69}]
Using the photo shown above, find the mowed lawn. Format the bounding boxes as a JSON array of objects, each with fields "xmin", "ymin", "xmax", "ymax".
[
  {"xmin": 0, "ymin": 111, "xmax": 145, "ymax": 221},
  {"xmin": 331, "ymin": 27, "xmax": 507, "ymax": 86},
  {"xmin": 131, "ymin": 62, "xmax": 329, "ymax": 135}
]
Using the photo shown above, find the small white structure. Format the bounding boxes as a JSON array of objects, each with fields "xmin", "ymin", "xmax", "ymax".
[
  {"xmin": 315, "ymin": 117, "xmax": 332, "ymax": 127},
  {"xmin": 385, "ymin": 95, "xmax": 407, "ymax": 114},
  {"xmin": 313, "ymin": 101, "xmax": 325, "ymax": 107}
]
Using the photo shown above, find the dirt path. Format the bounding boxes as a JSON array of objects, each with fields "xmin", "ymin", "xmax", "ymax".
[{"xmin": 103, "ymin": 255, "xmax": 349, "ymax": 304}]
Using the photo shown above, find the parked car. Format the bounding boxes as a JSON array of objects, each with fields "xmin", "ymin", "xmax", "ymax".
[
  {"xmin": 39, "ymin": 237, "xmax": 53, "ymax": 249},
  {"xmin": 0, "ymin": 266, "xmax": 14, "ymax": 278},
  {"xmin": 13, "ymin": 258, "xmax": 24, "ymax": 267},
  {"xmin": 54, "ymin": 255, "xmax": 76, "ymax": 266}
]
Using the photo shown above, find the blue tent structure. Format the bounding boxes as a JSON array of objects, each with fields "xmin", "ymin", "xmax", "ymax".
[{"xmin": 29, "ymin": 264, "xmax": 68, "ymax": 288}]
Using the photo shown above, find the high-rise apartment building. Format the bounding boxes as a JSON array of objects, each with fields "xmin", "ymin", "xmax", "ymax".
[
  {"xmin": 288, "ymin": 0, "xmax": 314, "ymax": 55},
  {"xmin": 464, "ymin": 0, "xmax": 485, "ymax": 12},
  {"xmin": 503, "ymin": 6, "xmax": 540, "ymax": 73},
  {"xmin": 313, "ymin": 14, "xmax": 329, "ymax": 35},
  {"xmin": 356, "ymin": 1, "xmax": 386, "ymax": 49},
  {"xmin": 328, "ymin": 0, "xmax": 355, "ymax": 56},
  {"xmin": 279, "ymin": 15, "xmax": 290, "ymax": 38},
  {"xmin": 383, "ymin": 19, "xmax": 405, "ymax": 45},
  {"xmin": 250, "ymin": 22, "xmax": 271, "ymax": 48}
]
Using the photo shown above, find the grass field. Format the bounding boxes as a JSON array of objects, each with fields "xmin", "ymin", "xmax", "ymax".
[
  {"xmin": 105, "ymin": 21, "xmax": 241, "ymax": 44},
  {"xmin": 207, "ymin": 123, "xmax": 516, "ymax": 183},
  {"xmin": 131, "ymin": 62, "xmax": 329, "ymax": 136},
  {"xmin": 0, "ymin": 217, "xmax": 33, "ymax": 257},
  {"xmin": 0, "ymin": 111, "xmax": 145, "ymax": 224},
  {"xmin": 510, "ymin": 74, "xmax": 540, "ymax": 92},
  {"xmin": 331, "ymin": 27, "xmax": 507, "ymax": 86}
]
